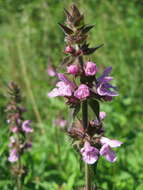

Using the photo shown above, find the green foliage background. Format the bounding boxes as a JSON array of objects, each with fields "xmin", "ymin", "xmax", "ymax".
[{"xmin": 0, "ymin": 0, "xmax": 143, "ymax": 189}]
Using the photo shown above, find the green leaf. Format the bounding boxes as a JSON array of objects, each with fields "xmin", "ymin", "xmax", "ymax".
[
  {"xmin": 88, "ymin": 99, "xmax": 100, "ymax": 120},
  {"xmin": 72, "ymin": 103, "xmax": 81, "ymax": 118}
]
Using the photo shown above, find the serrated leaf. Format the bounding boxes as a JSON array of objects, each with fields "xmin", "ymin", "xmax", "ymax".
[
  {"xmin": 58, "ymin": 23, "xmax": 73, "ymax": 35},
  {"xmin": 89, "ymin": 99, "xmax": 100, "ymax": 121}
]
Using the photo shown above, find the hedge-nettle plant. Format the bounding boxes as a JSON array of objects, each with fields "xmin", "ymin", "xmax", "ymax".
[
  {"xmin": 48, "ymin": 4, "xmax": 122, "ymax": 190},
  {"xmin": 6, "ymin": 82, "xmax": 33, "ymax": 190}
]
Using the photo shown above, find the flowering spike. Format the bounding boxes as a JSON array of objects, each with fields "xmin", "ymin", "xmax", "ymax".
[{"xmin": 48, "ymin": 4, "xmax": 123, "ymax": 189}]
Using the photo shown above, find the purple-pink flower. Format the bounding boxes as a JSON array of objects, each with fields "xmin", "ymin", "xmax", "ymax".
[
  {"xmin": 74, "ymin": 84, "xmax": 90, "ymax": 100},
  {"xmin": 67, "ymin": 64, "xmax": 79, "ymax": 75},
  {"xmin": 97, "ymin": 67, "xmax": 118, "ymax": 98},
  {"xmin": 100, "ymin": 137, "xmax": 122, "ymax": 162},
  {"xmin": 22, "ymin": 120, "xmax": 33, "ymax": 133},
  {"xmin": 84, "ymin": 61, "xmax": 98, "ymax": 76},
  {"xmin": 48, "ymin": 74, "xmax": 76, "ymax": 98},
  {"xmin": 8, "ymin": 149, "xmax": 19, "ymax": 163},
  {"xmin": 81, "ymin": 141, "xmax": 99, "ymax": 164}
]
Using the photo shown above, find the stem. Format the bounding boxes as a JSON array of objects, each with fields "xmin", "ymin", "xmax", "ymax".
[
  {"xmin": 17, "ymin": 161, "xmax": 23, "ymax": 190},
  {"xmin": 82, "ymin": 101, "xmax": 88, "ymax": 130},
  {"xmin": 85, "ymin": 164, "xmax": 92, "ymax": 190},
  {"xmin": 17, "ymin": 175, "xmax": 22, "ymax": 190},
  {"xmin": 82, "ymin": 101, "xmax": 92, "ymax": 190}
]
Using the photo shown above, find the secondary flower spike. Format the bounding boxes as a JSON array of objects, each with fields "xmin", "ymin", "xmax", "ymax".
[{"xmin": 6, "ymin": 82, "xmax": 33, "ymax": 166}]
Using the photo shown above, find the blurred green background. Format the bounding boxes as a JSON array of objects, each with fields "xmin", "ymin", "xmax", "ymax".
[{"xmin": 0, "ymin": 0, "xmax": 143, "ymax": 189}]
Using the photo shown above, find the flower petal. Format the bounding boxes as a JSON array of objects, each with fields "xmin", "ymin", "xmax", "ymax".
[
  {"xmin": 97, "ymin": 83, "xmax": 118, "ymax": 97},
  {"xmin": 100, "ymin": 144, "xmax": 117, "ymax": 162},
  {"xmin": 8, "ymin": 149, "xmax": 19, "ymax": 163},
  {"xmin": 22, "ymin": 120, "xmax": 33, "ymax": 133},
  {"xmin": 48, "ymin": 88, "xmax": 60, "ymax": 97},
  {"xmin": 100, "ymin": 137, "xmax": 123, "ymax": 148},
  {"xmin": 57, "ymin": 73, "xmax": 76, "ymax": 89},
  {"xmin": 99, "ymin": 112, "xmax": 106, "ymax": 120},
  {"xmin": 97, "ymin": 67, "xmax": 112, "ymax": 82}
]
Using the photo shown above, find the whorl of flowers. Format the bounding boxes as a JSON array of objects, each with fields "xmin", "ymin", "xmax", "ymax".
[
  {"xmin": 6, "ymin": 82, "xmax": 33, "ymax": 175},
  {"xmin": 48, "ymin": 4, "xmax": 122, "ymax": 165}
]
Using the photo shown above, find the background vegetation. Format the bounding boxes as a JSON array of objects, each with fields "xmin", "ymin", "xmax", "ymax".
[{"xmin": 0, "ymin": 0, "xmax": 143, "ymax": 189}]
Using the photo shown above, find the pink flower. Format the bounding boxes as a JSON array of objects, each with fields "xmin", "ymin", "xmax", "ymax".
[
  {"xmin": 84, "ymin": 61, "xmax": 98, "ymax": 76},
  {"xmin": 100, "ymin": 137, "xmax": 123, "ymax": 162},
  {"xmin": 8, "ymin": 149, "xmax": 19, "ymax": 163},
  {"xmin": 22, "ymin": 120, "xmax": 33, "ymax": 133},
  {"xmin": 48, "ymin": 74, "xmax": 76, "ymax": 98},
  {"xmin": 48, "ymin": 81, "xmax": 73, "ymax": 97},
  {"xmin": 74, "ymin": 84, "xmax": 90, "ymax": 100},
  {"xmin": 67, "ymin": 64, "xmax": 79, "ymax": 75},
  {"xmin": 81, "ymin": 141, "xmax": 99, "ymax": 164}
]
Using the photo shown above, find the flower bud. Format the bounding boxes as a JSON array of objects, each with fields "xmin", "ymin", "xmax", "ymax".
[
  {"xmin": 65, "ymin": 46, "xmax": 75, "ymax": 54},
  {"xmin": 84, "ymin": 61, "xmax": 98, "ymax": 76},
  {"xmin": 67, "ymin": 64, "xmax": 79, "ymax": 75}
]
